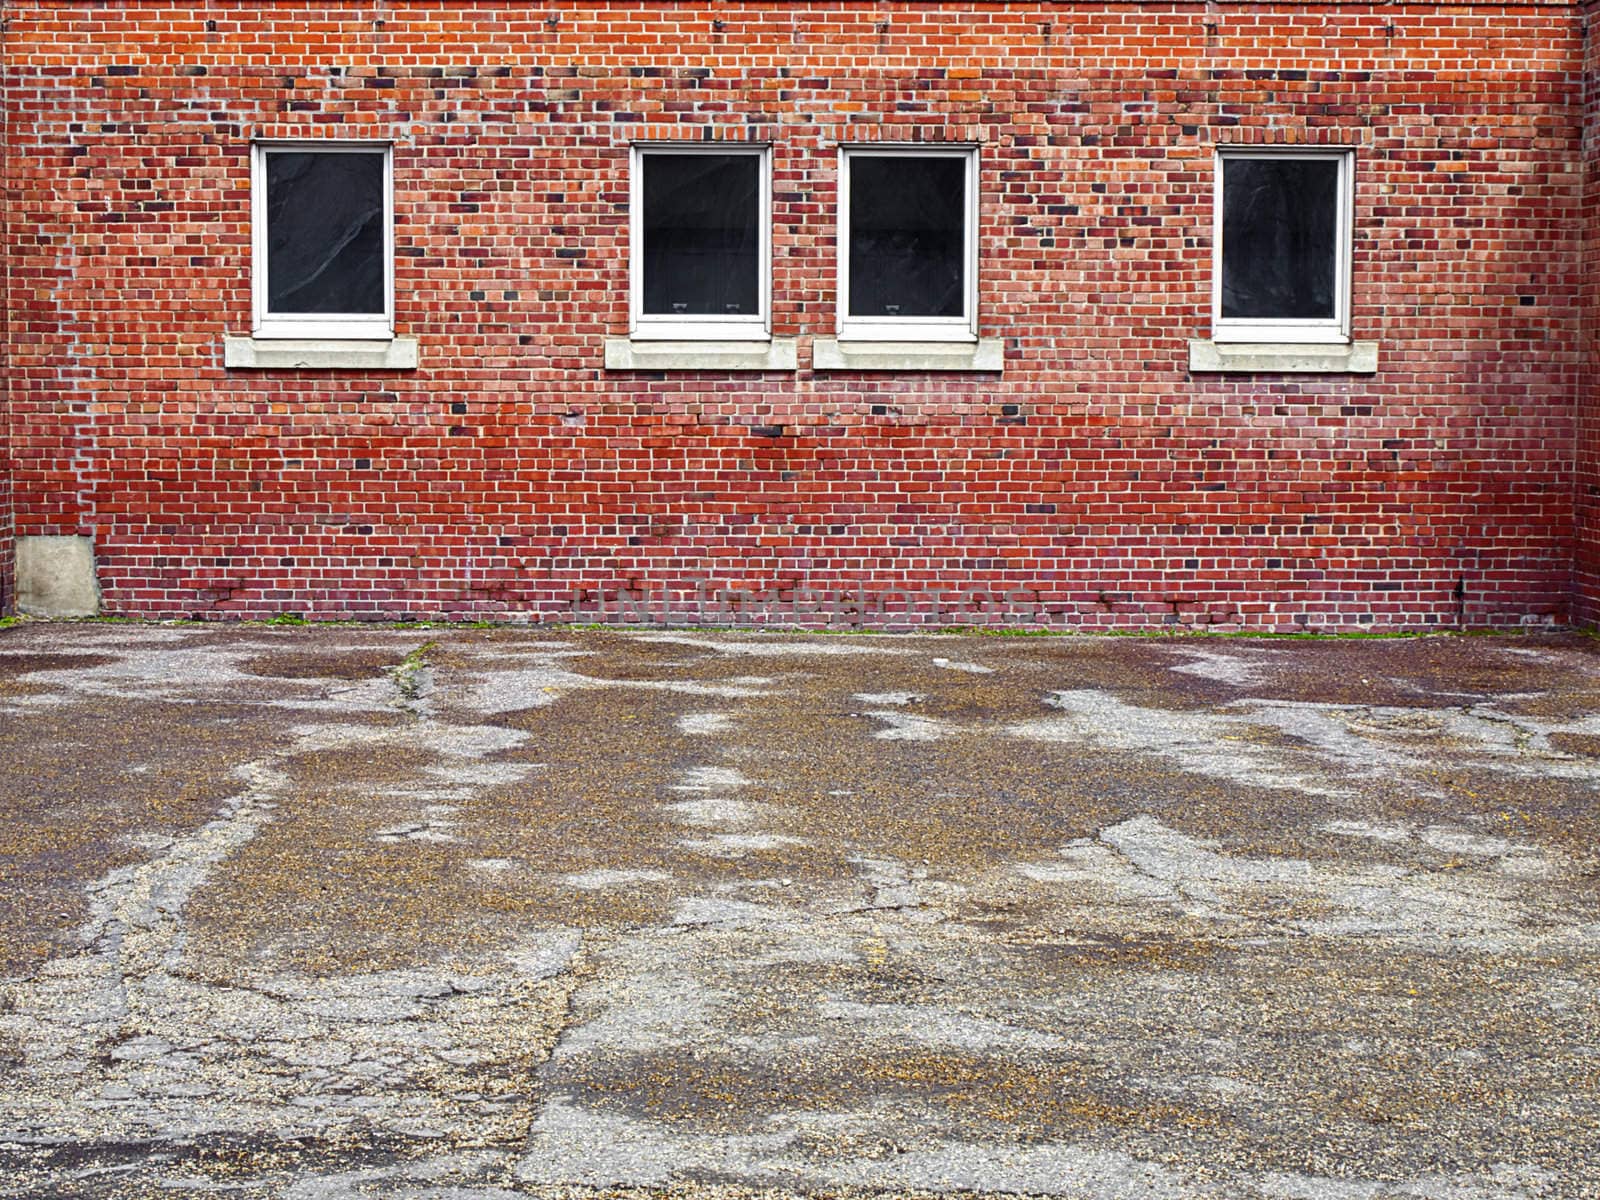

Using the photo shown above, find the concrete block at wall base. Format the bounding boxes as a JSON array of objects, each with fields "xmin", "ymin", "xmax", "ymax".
[{"xmin": 17, "ymin": 536, "xmax": 102, "ymax": 618}]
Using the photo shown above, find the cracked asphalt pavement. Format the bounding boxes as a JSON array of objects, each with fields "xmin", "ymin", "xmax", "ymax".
[{"xmin": 0, "ymin": 624, "xmax": 1597, "ymax": 1198}]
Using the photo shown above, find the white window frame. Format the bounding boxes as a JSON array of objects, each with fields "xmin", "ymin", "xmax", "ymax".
[
  {"xmin": 1212, "ymin": 147, "xmax": 1354, "ymax": 346},
  {"xmin": 629, "ymin": 143, "xmax": 771, "ymax": 343},
  {"xmin": 837, "ymin": 145, "xmax": 979, "ymax": 344},
  {"xmin": 251, "ymin": 141, "xmax": 394, "ymax": 341}
]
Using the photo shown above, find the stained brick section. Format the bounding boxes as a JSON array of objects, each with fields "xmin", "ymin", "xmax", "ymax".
[{"xmin": 0, "ymin": 2, "xmax": 1589, "ymax": 629}]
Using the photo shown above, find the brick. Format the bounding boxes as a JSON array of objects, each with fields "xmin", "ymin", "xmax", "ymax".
[{"xmin": 0, "ymin": 2, "xmax": 1594, "ymax": 630}]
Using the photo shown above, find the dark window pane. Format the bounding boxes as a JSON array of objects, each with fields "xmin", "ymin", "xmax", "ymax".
[
  {"xmin": 266, "ymin": 151, "xmax": 385, "ymax": 315},
  {"xmin": 848, "ymin": 155, "xmax": 966, "ymax": 319},
  {"xmin": 1220, "ymin": 157, "xmax": 1339, "ymax": 321},
  {"xmin": 641, "ymin": 154, "xmax": 760, "ymax": 317}
]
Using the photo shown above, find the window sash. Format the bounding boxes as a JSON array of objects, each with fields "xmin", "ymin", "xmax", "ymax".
[
  {"xmin": 838, "ymin": 146, "xmax": 978, "ymax": 343},
  {"xmin": 1212, "ymin": 148, "xmax": 1353, "ymax": 344},
  {"xmin": 630, "ymin": 144, "xmax": 772, "ymax": 341},
  {"xmin": 251, "ymin": 141, "xmax": 394, "ymax": 341}
]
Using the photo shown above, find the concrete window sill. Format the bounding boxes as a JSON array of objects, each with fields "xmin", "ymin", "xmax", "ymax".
[
  {"xmin": 812, "ymin": 338, "xmax": 1004, "ymax": 373},
  {"xmin": 604, "ymin": 338, "xmax": 798, "ymax": 372},
  {"xmin": 1188, "ymin": 339, "xmax": 1379, "ymax": 374},
  {"xmin": 223, "ymin": 336, "xmax": 419, "ymax": 370}
]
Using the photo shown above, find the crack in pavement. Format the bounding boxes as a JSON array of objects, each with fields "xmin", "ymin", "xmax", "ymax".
[{"xmin": 0, "ymin": 643, "xmax": 585, "ymax": 1149}]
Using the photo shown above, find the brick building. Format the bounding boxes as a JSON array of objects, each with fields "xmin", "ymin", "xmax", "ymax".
[{"xmin": 1, "ymin": 0, "xmax": 1597, "ymax": 630}]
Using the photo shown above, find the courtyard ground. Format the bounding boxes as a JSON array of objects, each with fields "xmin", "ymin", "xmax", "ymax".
[{"xmin": 0, "ymin": 622, "xmax": 1596, "ymax": 1199}]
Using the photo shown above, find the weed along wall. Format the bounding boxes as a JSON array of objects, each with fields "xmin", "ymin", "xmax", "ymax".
[{"xmin": 1, "ymin": 1, "xmax": 1589, "ymax": 630}]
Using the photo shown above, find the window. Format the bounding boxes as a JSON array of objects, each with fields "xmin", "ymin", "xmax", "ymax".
[
  {"xmin": 251, "ymin": 142, "xmax": 393, "ymax": 340},
  {"xmin": 838, "ymin": 146, "xmax": 978, "ymax": 342},
  {"xmin": 1213, "ymin": 148, "xmax": 1353, "ymax": 344},
  {"xmin": 630, "ymin": 145, "xmax": 770, "ymax": 341}
]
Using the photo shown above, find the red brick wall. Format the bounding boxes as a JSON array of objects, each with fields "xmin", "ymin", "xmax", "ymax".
[
  {"xmin": 0, "ymin": 391, "xmax": 10, "ymax": 615},
  {"xmin": 0, "ymin": 3, "xmax": 11, "ymax": 620},
  {"xmin": 0, "ymin": 384, "xmax": 10, "ymax": 617},
  {"xmin": 1, "ymin": 1, "xmax": 1586, "ymax": 629},
  {"xmin": 0, "ymin": 226, "xmax": 11, "ymax": 615},
  {"xmin": 1578, "ymin": 0, "xmax": 1600, "ymax": 625}
]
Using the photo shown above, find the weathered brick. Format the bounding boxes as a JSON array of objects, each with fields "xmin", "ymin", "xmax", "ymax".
[
  {"xmin": 1576, "ymin": 2, "xmax": 1600, "ymax": 626},
  {"xmin": 0, "ymin": 1, "xmax": 1594, "ymax": 630}
]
